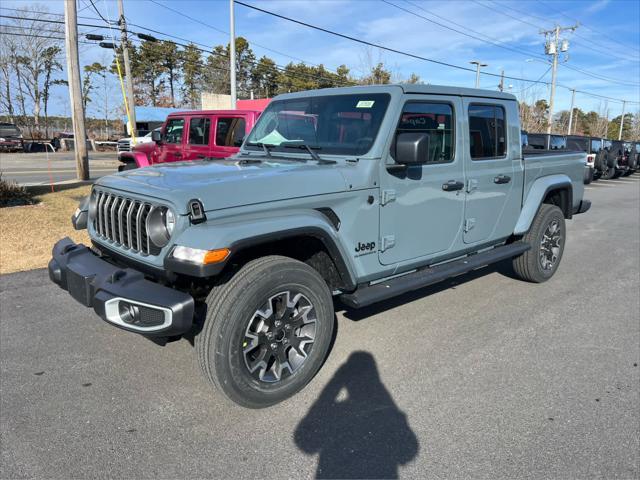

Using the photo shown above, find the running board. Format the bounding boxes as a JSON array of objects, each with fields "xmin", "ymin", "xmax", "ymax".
[{"xmin": 340, "ymin": 242, "xmax": 530, "ymax": 309}]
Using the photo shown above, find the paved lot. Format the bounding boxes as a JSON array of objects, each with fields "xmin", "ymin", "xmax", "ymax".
[
  {"xmin": 0, "ymin": 151, "xmax": 119, "ymax": 185},
  {"xmin": 1, "ymin": 175, "xmax": 638, "ymax": 479}
]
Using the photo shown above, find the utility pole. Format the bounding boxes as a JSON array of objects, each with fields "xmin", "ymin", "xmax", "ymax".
[
  {"xmin": 63, "ymin": 0, "xmax": 89, "ymax": 180},
  {"xmin": 470, "ymin": 60, "xmax": 487, "ymax": 88},
  {"xmin": 118, "ymin": 0, "xmax": 136, "ymax": 139},
  {"xmin": 498, "ymin": 70, "xmax": 504, "ymax": 92},
  {"xmin": 567, "ymin": 88, "xmax": 576, "ymax": 135},
  {"xmin": 541, "ymin": 23, "xmax": 578, "ymax": 134},
  {"xmin": 618, "ymin": 101, "xmax": 626, "ymax": 140},
  {"xmin": 229, "ymin": 0, "xmax": 237, "ymax": 109}
]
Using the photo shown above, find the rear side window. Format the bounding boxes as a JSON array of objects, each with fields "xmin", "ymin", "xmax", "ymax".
[
  {"xmin": 591, "ymin": 139, "xmax": 602, "ymax": 152},
  {"xmin": 395, "ymin": 102, "xmax": 454, "ymax": 163},
  {"xmin": 549, "ymin": 135, "xmax": 567, "ymax": 150},
  {"xmin": 165, "ymin": 118, "xmax": 184, "ymax": 144},
  {"xmin": 567, "ymin": 137, "xmax": 588, "ymax": 152},
  {"xmin": 188, "ymin": 118, "xmax": 211, "ymax": 145},
  {"xmin": 468, "ymin": 105, "xmax": 506, "ymax": 159},
  {"xmin": 216, "ymin": 117, "xmax": 246, "ymax": 147}
]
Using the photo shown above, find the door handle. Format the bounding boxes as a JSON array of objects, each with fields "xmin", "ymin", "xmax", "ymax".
[
  {"xmin": 442, "ymin": 180, "xmax": 464, "ymax": 191},
  {"xmin": 197, "ymin": 154, "xmax": 206, "ymax": 159},
  {"xmin": 494, "ymin": 174, "xmax": 511, "ymax": 184}
]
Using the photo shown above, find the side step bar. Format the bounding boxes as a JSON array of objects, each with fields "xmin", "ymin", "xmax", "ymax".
[{"xmin": 340, "ymin": 242, "xmax": 530, "ymax": 309}]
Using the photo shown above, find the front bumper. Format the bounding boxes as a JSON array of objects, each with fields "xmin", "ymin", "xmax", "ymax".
[{"xmin": 49, "ymin": 238, "xmax": 194, "ymax": 337}]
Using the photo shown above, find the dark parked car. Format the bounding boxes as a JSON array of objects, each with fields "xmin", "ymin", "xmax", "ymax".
[
  {"xmin": 623, "ymin": 142, "xmax": 638, "ymax": 174},
  {"xmin": 0, "ymin": 122, "xmax": 24, "ymax": 152},
  {"xmin": 609, "ymin": 140, "xmax": 629, "ymax": 178}
]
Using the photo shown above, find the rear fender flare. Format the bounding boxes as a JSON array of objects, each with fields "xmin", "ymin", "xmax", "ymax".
[{"xmin": 514, "ymin": 174, "xmax": 572, "ymax": 235}]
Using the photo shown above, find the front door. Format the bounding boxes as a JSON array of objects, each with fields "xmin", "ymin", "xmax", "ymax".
[
  {"xmin": 379, "ymin": 96, "xmax": 465, "ymax": 266},
  {"xmin": 157, "ymin": 117, "xmax": 185, "ymax": 163},
  {"xmin": 463, "ymin": 101, "xmax": 519, "ymax": 244},
  {"xmin": 212, "ymin": 116, "xmax": 247, "ymax": 159},
  {"xmin": 183, "ymin": 116, "xmax": 212, "ymax": 161}
]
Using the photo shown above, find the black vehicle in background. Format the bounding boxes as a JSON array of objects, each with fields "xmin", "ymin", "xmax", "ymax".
[
  {"xmin": 0, "ymin": 123, "xmax": 24, "ymax": 152},
  {"xmin": 609, "ymin": 140, "xmax": 629, "ymax": 178},
  {"xmin": 623, "ymin": 142, "xmax": 638, "ymax": 174}
]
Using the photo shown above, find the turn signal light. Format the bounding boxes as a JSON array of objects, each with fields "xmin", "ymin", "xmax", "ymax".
[{"xmin": 203, "ymin": 248, "xmax": 230, "ymax": 264}]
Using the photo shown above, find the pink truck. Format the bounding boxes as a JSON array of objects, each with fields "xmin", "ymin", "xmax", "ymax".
[{"xmin": 118, "ymin": 108, "xmax": 264, "ymax": 170}]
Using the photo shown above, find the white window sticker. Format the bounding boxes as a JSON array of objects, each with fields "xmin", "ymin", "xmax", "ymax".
[
  {"xmin": 438, "ymin": 123, "xmax": 445, "ymax": 130},
  {"xmin": 356, "ymin": 100, "xmax": 375, "ymax": 108}
]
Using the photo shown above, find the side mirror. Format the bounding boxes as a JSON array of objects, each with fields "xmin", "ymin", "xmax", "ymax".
[
  {"xmin": 151, "ymin": 130, "xmax": 162, "ymax": 143},
  {"xmin": 395, "ymin": 132, "xmax": 430, "ymax": 165}
]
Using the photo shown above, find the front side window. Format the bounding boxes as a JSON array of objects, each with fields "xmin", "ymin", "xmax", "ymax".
[
  {"xmin": 165, "ymin": 118, "xmax": 184, "ymax": 144},
  {"xmin": 469, "ymin": 105, "xmax": 506, "ymax": 159},
  {"xmin": 567, "ymin": 137, "xmax": 587, "ymax": 152},
  {"xmin": 395, "ymin": 102, "xmax": 454, "ymax": 163},
  {"xmin": 603, "ymin": 140, "xmax": 612, "ymax": 150},
  {"xmin": 216, "ymin": 117, "xmax": 246, "ymax": 147},
  {"xmin": 188, "ymin": 118, "xmax": 211, "ymax": 145},
  {"xmin": 245, "ymin": 93, "xmax": 391, "ymax": 156}
]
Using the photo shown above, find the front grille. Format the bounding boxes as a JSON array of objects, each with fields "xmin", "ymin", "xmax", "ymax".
[
  {"xmin": 117, "ymin": 140, "xmax": 131, "ymax": 152},
  {"xmin": 92, "ymin": 190, "xmax": 160, "ymax": 256}
]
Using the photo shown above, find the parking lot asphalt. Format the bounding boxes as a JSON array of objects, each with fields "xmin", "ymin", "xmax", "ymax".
[
  {"xmin": 1, "ymin": 175, "xmax": 638, "ymax": 479},
  {"xmin": 0, "ymin": 151, "xmax": 119, "ymax": 185}
]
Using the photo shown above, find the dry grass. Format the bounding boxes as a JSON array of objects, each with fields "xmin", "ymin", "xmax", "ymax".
[{"xmin": 0, "ymin": 185, "xmax": 91, "ymax": 274}]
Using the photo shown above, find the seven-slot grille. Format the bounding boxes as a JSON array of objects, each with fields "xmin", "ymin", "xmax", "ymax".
[{"xmin": 92, "ymin": 190, "xmax": 160, "ymax": 255}]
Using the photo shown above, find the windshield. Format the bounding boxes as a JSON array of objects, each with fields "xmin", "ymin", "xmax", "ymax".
[{"xmin": 245, "ymin": 93, "xmax": 391, "ymax": 156}]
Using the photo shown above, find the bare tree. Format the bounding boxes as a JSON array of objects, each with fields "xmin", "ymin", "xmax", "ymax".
[{"xmin": 0, "ymin": 5, "xmax": 64, "ymax": 136}]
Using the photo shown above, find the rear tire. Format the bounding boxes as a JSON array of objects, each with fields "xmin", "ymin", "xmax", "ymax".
[
  {"xmin": 195, "ymin": 255, "xmax": 335, "ymax": 408},
  {"xmin": 512, "ymin": 204, "xmax": 566, "ymax": 283}
]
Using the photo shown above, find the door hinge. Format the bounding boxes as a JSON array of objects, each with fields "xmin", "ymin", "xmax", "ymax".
[
  {"xmin": 464, "ymin": 218, "xmax": 476, "ymax": 232},
  {"xmin": 381, "ymin": 189, "xmax": 396, "ymax": 206},
  {"xmin": 466, "ymin": 179, "xmax": 478, "ymax": 193},
  {"xmin": 381, "ymin": 235, "xmax": 396, "ymax": 251}
]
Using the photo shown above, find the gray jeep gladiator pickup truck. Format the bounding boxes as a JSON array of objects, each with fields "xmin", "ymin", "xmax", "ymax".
[{"xmin": 50, "ymin": 84, "xmax": 590, "ymax": 408}]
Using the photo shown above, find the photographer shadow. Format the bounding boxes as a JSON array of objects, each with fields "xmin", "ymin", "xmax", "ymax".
[{"xmin": 294, "ymin": 351, "xmax": 419, "ymax": 479}]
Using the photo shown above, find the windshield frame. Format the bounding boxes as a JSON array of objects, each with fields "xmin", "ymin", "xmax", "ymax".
[{"xmin": 244, "ymin": 93, "xmax": 392, "ymax": 157}]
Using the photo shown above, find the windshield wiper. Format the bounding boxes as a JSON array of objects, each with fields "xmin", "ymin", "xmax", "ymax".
[
  {"xmin": 245, "ymin": 141, "xmax": 275, "ymax": 157},
  {"xmin": 281, "ymin": 142, "xmax": 336, "ymax": 164}
]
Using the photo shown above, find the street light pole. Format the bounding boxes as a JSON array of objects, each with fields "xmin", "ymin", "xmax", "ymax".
[
  {"xmin": 229, "ymin": 0, "xmax": 237, "ymax": 109},
  {"xmin": 618, "ymin": 101, "xmax": 626, "ymax": 140},
  {"xmin": 470, "ymin": 61, "xmax": 487, "ymax": 88},
  {"xmin": 567, "ymin": 88, "xmax": 575, "ymax": 135},
  {"xmin": 118, "ymin": 0, "xmax": 136, "ymax": 139},
  {"xmin": 63, "ymin": 0, "xmax": 89, "ymax": 180}
]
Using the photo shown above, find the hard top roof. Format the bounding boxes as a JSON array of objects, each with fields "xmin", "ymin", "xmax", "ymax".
[{"xmin": 274, "ymin": 83, "xmax": 517, "ymax": 102}]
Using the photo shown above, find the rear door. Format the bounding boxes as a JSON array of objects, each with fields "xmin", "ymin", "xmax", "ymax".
[
  {"xmin": 157, "ymin": 116, "xmax": 186, "ymax": 163},
  {"xmin": 463, "ymin": 101, "xmax": 520, "ymax": 244},
  {"xmin": 183, "ymin": 116, "xmax": 212, "ymax": 161},
  {"xmin": 211, "ymin": 115, "xmax": 247, "ymax": 159}
]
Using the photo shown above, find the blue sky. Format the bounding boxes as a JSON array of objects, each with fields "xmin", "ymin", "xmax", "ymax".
[{"xmin": 3, "ymin": 0, "xmax": 640, "ymax": 118}]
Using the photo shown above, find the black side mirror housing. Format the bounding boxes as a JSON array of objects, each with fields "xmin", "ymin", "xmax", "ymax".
[
  {"xmin": 395, "ymin": 132, "xmax": 430, "ymax": 165},
  {"xmin": 151, "ymin": 130, "xmax": 162, "ymax": 143}
]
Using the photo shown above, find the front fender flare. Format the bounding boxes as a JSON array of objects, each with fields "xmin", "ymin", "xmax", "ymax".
[
  {"xmin": 165, "ymin": 209, "xmax": 357, "ymax": 289},
  {"xmin": 514, "ymin": 174, "xmax": 572, "ymax": 235},
  {"xmin": 118, "ymin": 151, "xmax": 150, "ymax": 168}
]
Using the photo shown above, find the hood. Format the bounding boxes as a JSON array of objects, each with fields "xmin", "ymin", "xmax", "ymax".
[{"xmin": 96, "ymin": 157, "xmax": 349, "ymax": 214}]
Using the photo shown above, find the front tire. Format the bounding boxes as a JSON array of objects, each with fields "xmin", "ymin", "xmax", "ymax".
[
  {"xmin": 512, "ymin": 204, "xmax": 566, "ymax": 283},
  {"xmin": 196, "ymin": 256, "xmax": 335, "ymax": 408}
]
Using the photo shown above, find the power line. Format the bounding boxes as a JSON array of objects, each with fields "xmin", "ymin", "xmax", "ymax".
[
  {"xmin": 383, "ymin": 0, "xmax": 545, "ymax": 61},
  {"xmin": 536, "ymin": 0, "xmax": 640, "ymax": 55},
  {"xmin": 234, "ymin": 0, "xmax": 639, "ymax": 103},
  {"xmin": 87, "ymin": 0, "xmax": 115, "ymax": 26},
  {"xmin": 0, "ymin": 31, "xmax": 95, "ymax": 44},
  {"xmin": 472, "ymin": 0, "xmax": 635, "ymax": 61},
  {"xmin": 145, "ymin": 0, "xmax": 337, "ymax": 73}
]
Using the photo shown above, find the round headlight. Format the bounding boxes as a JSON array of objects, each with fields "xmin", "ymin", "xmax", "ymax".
[
  {"xmin": 88, "ymin": 191, "xmax": 98, "ymax": 220},
  {"xmin": 146, "ymin": 207, "xmax": 175, "ymax": 248}
]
